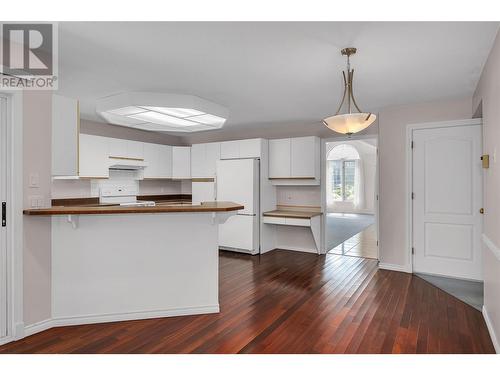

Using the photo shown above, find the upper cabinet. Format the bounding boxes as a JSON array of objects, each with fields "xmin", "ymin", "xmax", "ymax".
[
  {"xmin": 79, "ymin": 134, "xmax": 109, "ymax": 178},
  {"xmin": 108, "ymin": 138, "xmax": 144, "ymax": 160},
  {"xmin": 143, "ymin": 143, "xmax": 172, "ymax": 179},
  {"xmin": 220, "ymin": 138, "xmax": 262, "ymax": 159},
  {"xmin": 191, "ymin": 142, "xmax": 220, "ymax": 178},
  {"xmin": 172, "ymin": 146, "xmax": 191, "ymax": 179},
  {"xmin": 269, "ymin": 136, "xmax": 320, "ymax": 185},
  {"xmin": 52, "ymin": 94, "xmax": 79, "ymax": 176}
]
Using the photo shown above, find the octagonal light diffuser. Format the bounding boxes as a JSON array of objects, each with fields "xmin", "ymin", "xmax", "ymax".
[{"xmin": 96, "ymin": 92, "xmax": 229, "ymax": 133}]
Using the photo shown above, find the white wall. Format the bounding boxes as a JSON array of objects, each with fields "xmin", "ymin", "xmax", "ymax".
[
  {"xmin": 325, "ymin": 139, "xmax": 377, "ymax": 214},
  {"xmin": 377, "ymin": 97, "xmax": 472, "ymax": 270},
  {"xmin": 276, "ymin": 186, "xmax": 321, "ymax": 206},
  {"xmin": 473, "ymin": 29, "xmax": 500, "ymax": 351}
]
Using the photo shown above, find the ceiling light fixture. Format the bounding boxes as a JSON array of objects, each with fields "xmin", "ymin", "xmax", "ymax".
[
  {"xmin": 96, "ymin": 92, "xmax": 229, "ymax": 133},
  {"xmin": 323, "ymin": 47, "xmax": 376, "ymax": 136}
]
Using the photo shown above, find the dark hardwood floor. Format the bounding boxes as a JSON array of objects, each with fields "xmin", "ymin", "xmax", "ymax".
[{"xmin": 0, "ymin": 250, "xmax": 495, "ymax": 354}]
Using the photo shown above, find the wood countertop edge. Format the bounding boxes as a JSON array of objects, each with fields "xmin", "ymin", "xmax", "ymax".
[{"xmin": 23, "ymin": 202, "xmax": 244, "ymax": 216}]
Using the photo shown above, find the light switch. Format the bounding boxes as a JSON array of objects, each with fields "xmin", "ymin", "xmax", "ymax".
[{"xmin": 29, "ymin": 173, "xmax": 40, "ymax": 188}]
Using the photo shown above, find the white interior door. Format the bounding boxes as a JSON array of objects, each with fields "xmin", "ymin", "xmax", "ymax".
[
  {"xmin": 412, "ymin": 123, "xmax": 483, "ymax": 280},
  {"xmin": 0, "ymin": 96, "xmax": 8, "ymax": 339}
]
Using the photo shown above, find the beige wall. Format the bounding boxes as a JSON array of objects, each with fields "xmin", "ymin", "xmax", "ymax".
[
  {"xmin": 377, "ymin": 97, "xmax": 472, "ymax": 268},
  {"xmin": 473, "ymin": 29, "xmax": 500, "ymax": 349},
  {"xmin": 23, "ymin": 91, "xmax": 52, "ymax": 326}
]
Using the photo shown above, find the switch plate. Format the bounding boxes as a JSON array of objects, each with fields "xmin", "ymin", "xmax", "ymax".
[{"xmin": 29, "ymin": 173, "xmax": 40, "ymax": 188}]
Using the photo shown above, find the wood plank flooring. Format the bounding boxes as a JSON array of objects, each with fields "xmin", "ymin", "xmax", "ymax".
[{"xmin": 0, "ymin": 250, "xmax": 494, "ymax": 354}]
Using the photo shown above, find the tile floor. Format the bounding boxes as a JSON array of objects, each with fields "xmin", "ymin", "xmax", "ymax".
[{"xmin": 329, "ymin": 224, "xmax": 378, "ymax": 259}]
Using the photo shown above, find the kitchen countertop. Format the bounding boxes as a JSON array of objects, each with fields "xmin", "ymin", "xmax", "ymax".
[
  {"xmin": 263, "ymin": 209, "xmax": 323, "ymax": 219},
  {"xmin": 23, "ymin": 201, "xmax": 244, "ymax": 216}
]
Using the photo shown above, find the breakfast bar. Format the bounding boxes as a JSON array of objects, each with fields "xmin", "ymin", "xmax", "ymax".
[{"xmin": 23, "ymin": 201, "xmax": 243, "ymax": 326}]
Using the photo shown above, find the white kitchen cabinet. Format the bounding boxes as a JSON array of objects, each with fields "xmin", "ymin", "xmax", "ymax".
[
  {"xmin": 79, "ymin": 134, "xmax": 109, "ymax": 178},
  {"xmin": 220, "ymin": 140, "xmax": 240, "ymax": 159},
  {"xmin": 52, "ymin": 94, "xmax": 79, "ymax": 176},
  {"xmin": 220, "ymin": 138, "xmax": 262, "ymax": 159},
  {"xmin": 269, "ymin": 138, "xmax": 291, "ymax": 178},
  {"xmin": 291, "ymin": 136, "xmax": 319, "ymax": 178},
  {"xmin": 172, "ymin": 146, "xmax": 191, "ymax": 179},
  {"xmin": 191, "ymin": 142, "xmax": 220, "ymax": 177},
  {"xmin": 127, "ymin": 140, "xmax": 144, "ymax": 160},
  {"xmin": 108, "ymin": 138, "xmax": 144, "ymax": 160},
  {"xmin": 268, "ymin": 136, "xmax": 319, "ymax": 183},
  {"xmin": 143, "ymin": 143, "xmax": 172, "ymax": 178}
]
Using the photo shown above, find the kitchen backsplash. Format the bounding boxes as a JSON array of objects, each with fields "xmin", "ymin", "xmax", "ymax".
[
  {"xmin": 276, "ymin": 186, "xmax": 321, "ymax": 207},
  {"xmin": 52, "ymin": 170, "xmax": 183, "ymax": 198}
]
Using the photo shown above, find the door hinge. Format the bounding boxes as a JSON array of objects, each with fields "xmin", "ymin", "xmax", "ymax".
[
  {"xmin": 412, "ymin": 247, "xmax": 415, "ymax": 255},
  {"xmin": 376, "ymin": 240, "xmax": 379, "ymax": 246},
  {"xmin": 411, "ymin": 141, "xmax": 414, "ymax": 149},
  {"xmin": 411, "ymin": 192, "xmax": 415, "ymax": 200},
  {"xmin": 2, "ymin": 202, "xmax": 6, "ymax": 227}
]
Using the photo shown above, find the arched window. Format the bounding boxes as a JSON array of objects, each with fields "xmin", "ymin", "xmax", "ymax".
[{"xmin": 327, "ymin": 144, "xmax": 360, "ymax": 202}]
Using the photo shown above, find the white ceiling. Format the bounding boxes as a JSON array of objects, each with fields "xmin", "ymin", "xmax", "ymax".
[{"xmin": 57, "ymin": 22, "xmax": 499, "ymax": 140}]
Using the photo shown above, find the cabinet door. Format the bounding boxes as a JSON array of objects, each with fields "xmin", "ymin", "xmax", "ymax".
[
  {"xmin": 191, "ymin": 143, "xmax": 206, "ymax": 178},
  {"xmin": 269, "ymin": 138, "xmax": 291, "ymax": 178},
  {"xmin": 52, "ymin": 94, "xmax": 79, "ymax": 176},
  {"xmin": 79, "ymin": 134, "xmax": 109, "ymax": 178},
  {"xmin": 158, "ymin": 145, "xmax": 172, "ymax": 178},
  {"xmin": 239, "ymin": 138, "xmax": 261, "ymax": 158},
  {"xmin": 220, "ymin": 141, "xmax": 239, "ymax": 159},
  {"xmin": 108, "ymin": 138, "xmax": 128, "ymax": 158},
  {"xmin": 205, "ymin": 142, "xmax": 220, "ymax": 176},
  {"xmin": 291, "ymin": 136, "xmax": 317, "ymax": 178},
  {"xmin": 126, "ymin": 140, "xmax": 144, "ymax": 160},
  {"xmin": 143, "ymin": 143, "xmax": 159, "ymax": 178},
  {"xmin": 172, "ymin": 147, "xmax": 191, "ymax": 178}
]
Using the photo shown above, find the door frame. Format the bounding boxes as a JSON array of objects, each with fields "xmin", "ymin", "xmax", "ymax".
[
  {"xmin": 0, "ymin": 91, "xmax": 24, "ymax": 346},
  {"xmin": 321, "ymin": 133, "xmax": 379, "ymax": 257},
  {"xmin": 405, "ymin": 118, "xmax": 483, "ymax": 274}
]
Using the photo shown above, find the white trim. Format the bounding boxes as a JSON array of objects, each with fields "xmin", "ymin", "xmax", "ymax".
[
  {"xmin": 483, "ymin": 233, "xmax": 500, "ymax": 261},
  {"xmin": 482, "ymin": 305, "xmax": 499, "ymax": 354},
  {"xmin": 24, "ymin": 318, "xmax": 53, "ymax": 337},
  {"xmin": 276, "ymin": 246, "xmax": 318, "ymax": 254},
  {"xmin": 321, "ymin": 134, "xmax": 379, "ymax": 256},
  {"xmin": 378, "ymin": 262, "xmax": 411, "ymax": 273},
  {"xmin": 0, "ymin": 91, "xmax": 24, "ymax": 346},
  {"xmin": 405, "ymin": 118, "xmax": 482, "ymax": 275},
  {"xmin": 21, "ymin": 305, "xmax": 220, "ymax": 339}
]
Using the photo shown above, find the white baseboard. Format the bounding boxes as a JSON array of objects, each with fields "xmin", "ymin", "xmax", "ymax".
[
  {"xmin": 378, "ymin": 262, "xmax": 411, "ymax": 273},
  {"xmin": 21, "ymin": 305, "xmax": 219, "ymax": 340},
  {"xmin": 276, "ymin": 246, "xmax": 318, "ymax": 254},
  {"xmin": 24, "ymin": 318, "xmax": 53, "ymax": 337},
  {"xmin": 482, "ymin": 233, "xmax": 500, "ymax": 261},
  {"xmin": 483, "ymin": 305, "xmax": 499, "ymax": 354}
]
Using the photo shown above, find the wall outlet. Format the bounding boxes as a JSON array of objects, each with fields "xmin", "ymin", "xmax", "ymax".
[{"xmin": 29, "ymin": 195, "xmax": 44, "ymax": 208}]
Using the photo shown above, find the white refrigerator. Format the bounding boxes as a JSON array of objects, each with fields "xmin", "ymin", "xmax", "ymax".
[{"xmin": 216, "ymin": 158, "xmax": 260, "ymax": 254}]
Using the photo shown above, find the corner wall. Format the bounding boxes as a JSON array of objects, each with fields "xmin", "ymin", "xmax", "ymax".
[
  {"xmin": 23, "ymin": 91, "xmax": 52, "ymax": 326},
  {"xmin": 377, "ymin": 97, "xmax": 472, "ymax": 269},
  {"xmin": 473, "ymin": 28, "xmax": 500, "ymax": 352}
]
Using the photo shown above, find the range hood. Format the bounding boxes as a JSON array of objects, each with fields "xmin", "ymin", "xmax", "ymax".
[{"xmin": 108, "ymin": 157, "xmax": 147, "ymax": 170}]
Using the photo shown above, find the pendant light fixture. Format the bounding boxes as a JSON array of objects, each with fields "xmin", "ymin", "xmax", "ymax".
[{"xmin": 323, "ymin": 47, "xmax": 376, "ymax": 136}]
